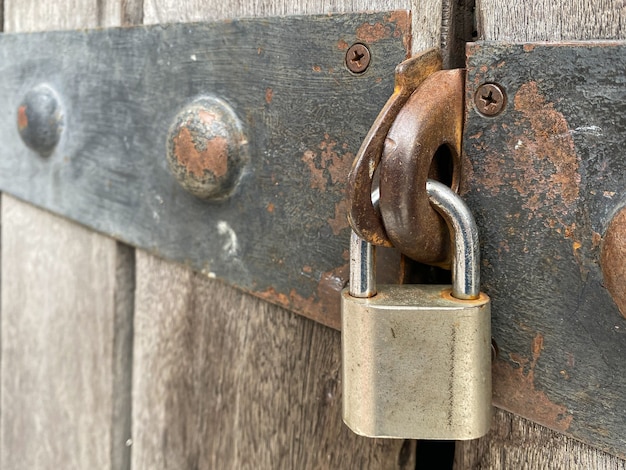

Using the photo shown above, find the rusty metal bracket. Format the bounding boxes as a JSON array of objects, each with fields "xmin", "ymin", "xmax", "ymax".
[
  {"xmin": 347, "ymin": 49, "xmax": 464, "ymax": 267},
  {"xmin": 347, "ymin": 48, "xmax": 442, "ymax": 247},
  {"xmin": 379, "ymin": 68, "xmax": 464, "ymax": 266},
  {"xmin": 464, "ymin": 41, "xmax": 626, "ymax": 459},
  {"xmin": 0, "ymin": 12, "xmax": 411, "ymax": 330}
]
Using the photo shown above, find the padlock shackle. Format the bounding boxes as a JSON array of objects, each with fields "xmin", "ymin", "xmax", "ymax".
[
  {"xmin": 349, "ymin": 230, "xmax": 376, "ymax": 298},
  {"xmin": 426, "ymin": 179, "xmax": 480, "ymax": 300}
]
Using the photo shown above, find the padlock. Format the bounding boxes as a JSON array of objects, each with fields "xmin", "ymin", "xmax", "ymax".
[{"xmin": 341, "ymin": 179, "xmax": 492, "ymax": 440}]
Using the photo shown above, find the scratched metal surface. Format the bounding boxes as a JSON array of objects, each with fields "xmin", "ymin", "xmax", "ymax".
[
  {"xmin": 463, "ymin": 42, "xmax": 626, "ymax": 457},
  {"xmin": 0, "ymin": 12, "xmax": 410, "ymax": 330}
]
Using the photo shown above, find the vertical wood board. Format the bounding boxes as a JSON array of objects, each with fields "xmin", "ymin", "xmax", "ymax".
[
  {"xmin": 0, "ymin": 1, "xmax": 135, "ymax": 469},
  {"xmin": 132, "ymin": 254, "xmax": 416, "ymax": 469},
  {"xmin": 131, "ymin": 0, "xmax": 443, "ymax": 468},
  {"xmin": 457, "ymin": 0, "xmax": 626, "ymax": 467}
]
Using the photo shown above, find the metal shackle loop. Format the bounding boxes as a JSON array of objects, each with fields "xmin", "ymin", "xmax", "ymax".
[
  {"xmin": 349, "ymin": 230, "xmax": 376, "ymax": 298},
  {"xmin": 426, "ymin": 179, "xmax": 480, "ymax": 300}
]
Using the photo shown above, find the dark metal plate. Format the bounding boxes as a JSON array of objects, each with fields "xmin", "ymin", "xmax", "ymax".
[
  {"xmin": 0, "ymin": 12, "xmax": 410, "ymax": 330},
  {"xmin": 464, "ymin": 41, "xmax": 626, "ymax": 457}
]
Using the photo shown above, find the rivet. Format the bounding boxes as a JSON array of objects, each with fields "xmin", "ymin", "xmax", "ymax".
[
  {"xmin": 346, "ymin": 43, "xmax": 371, "ymax": 74},
  {"xmin": 474, "ymin": 83, "xmax": 506, "ymax": 117},
  {"xmin": 166, "ymin": 97, "xmax": 247, "ymax": 200},
  {"xmin": 17, "ymin": 84, "xmax": 64, "ymax": 156}
]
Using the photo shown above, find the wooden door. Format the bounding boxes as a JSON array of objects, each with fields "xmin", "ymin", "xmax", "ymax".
[{"xmin": 1, "ymin": 1, "xmax": 625, "ymax": 469}]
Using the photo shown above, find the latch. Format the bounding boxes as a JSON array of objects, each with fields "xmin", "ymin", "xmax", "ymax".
[
  {"xmin": 0, "ymin": 14, "xmax": 626, "ymax": 456},
  {"xmin": 341, "ymin": 48, "xmax": 492, "ymax": 440},
  {"xmin": 348, "ymin": 48, "xmax": 464, "ymax": 266}
]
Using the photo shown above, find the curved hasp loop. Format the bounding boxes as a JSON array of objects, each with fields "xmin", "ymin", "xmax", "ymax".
[
  {"xmin": 379, "ymin": 68, "xmax": 465, "ymax": 267},
  {"xmin": 347, "ymin": 48, "xmax": 442, "ymax": 247}
]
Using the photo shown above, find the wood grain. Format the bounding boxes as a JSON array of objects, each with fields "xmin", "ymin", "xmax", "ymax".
[
  {"xmin": 0, "ymin": 197, "xmax": 134, "ymax": 470},
  {"xmin": 131, "ymin": 0, "xmax": 444, "ymax": 468},
  {"xmin": 476, "ymin": 0, "xmax": 626, "ymax": 42},
  {"xmin": 143, "ymin": 0, "xmax": 443, "ymax": 55},
  {"xmin": 455, "ymin": 409, "xmax": 626, "ymax": 470},
  {"xmin": 132, "ymin": 254, "xmax": 416, "ymax": 469},
  {"xmin": 457, "ymin": 0, "xmax": 626, "ymax": 468},
  {"xmin": 1, "ymin": 2, "xmax": 133, "ymax": 469}
]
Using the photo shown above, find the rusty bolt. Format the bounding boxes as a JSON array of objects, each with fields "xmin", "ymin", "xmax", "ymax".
[
  {"xmin": 474, "ymin": 83, "xmax": 506, "ymax": 117},
  {"xmin": 166, "ymin": 97, "xmax": 248, "ymax": 200},
  {"xmin": 346, "ymin": 43, "xmax": 371, "ymax": 74},
  {"xmin": 17, "ymin": 84, "xmax": 64, "ymax": 157},
  {"xmin": 601, "ymin": 206, "xmax": 626, "ymax": 319}
]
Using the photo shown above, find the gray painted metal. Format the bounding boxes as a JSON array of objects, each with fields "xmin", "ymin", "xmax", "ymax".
[
  {"xmin": 463, "ymin": 41, "xmax": 626, "ymax": 458},
  {"xmin": 0, "ymin": 12, "xmax": 410, "ymax": 329}
]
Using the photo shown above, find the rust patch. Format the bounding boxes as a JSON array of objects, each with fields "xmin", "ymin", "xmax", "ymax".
[
  {"xmin": 266, "ymin": 202, "xmax": 275, "ymax": 213},
  {"xmin": 301, "ymin": 150, "xmax": 326, "ymax": 191},
  {"xmin": 601, "ymin": 207, "xmax": 626, "ymax": 318},
  {"xmin": 328, "ymin": 198, "xmax": 349, "ymax": 236},
  {"xmin": 312, "ymin": 65, "xmax": 322, "ymax": 73},
  {"xmin": 17, "ymin": 105, "xmax": 28, "ymax": 130},
  {"xmin": 172, "ymin": 126, "xmax": 228, "ymax": 178},
  {"xmin": 512, "ymin": 82, "xmax": 580, "ymax": 210},
  {"xmin": 265, "ymin": 88, "xmax": 273, "ymax": 104},
  {"xmin": 356, "ymin": 21, "xmax": 391, "ymax": 44},
  {"xmin": 302, "ymin": 134, "xmax": 353, "ymax": 193},
  {"xmin": 337, "ymin": 39, "xmax": 349, "ymax": 50},
  {"xmin": 255, "ymin": 263, "xmax": 349, "ymax": 330},
  {"xmin": 523, "ymin": 44, "xmax": 536, "ymax": 53},
  {"xmin": 466, "ymin": 81, "xmax": 583, "ymax": 255},
  {"xmin": 385, "ymin": 11, "xmax": 411, "ymax": 52},
  {"xmin": 302, "ymin": 134, "xmax": 354, "ymax": 235},
  {"xmin": 493, "ymin": 333, "xmax": 573, "ymax": 432}
]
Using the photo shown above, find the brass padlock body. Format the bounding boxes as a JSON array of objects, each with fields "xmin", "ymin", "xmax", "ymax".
[{"xmin": 341, "ymin": 284, "xmax": 491, "ymax": 440}]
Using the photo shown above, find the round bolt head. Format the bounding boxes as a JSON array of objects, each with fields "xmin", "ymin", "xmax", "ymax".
[
  {"xmin": 166, "ymin": 97, "xmax": 248, "ymax": 200},
  {"xmin": 17, "ymin": 84, "xmax": 64, "ymax": 156},
  {"xmin": 601, "ymin": 206, "xmax": 626, "ymax": 319},
  {"xmin": 346, "ymin": 43, "xmax": 371, "ymax": 74},
  {"xmin": 474, "ymin": 83, "xmax": 506, "ymax": 117}
]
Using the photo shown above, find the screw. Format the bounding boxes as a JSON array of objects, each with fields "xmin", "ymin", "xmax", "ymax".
[
  {"xmin": 346, "ymin": 43, "xmax": 371, "ymax": 74},
  {"xmin": 474, "ymin": 83, "xmax": 506, "ymax": 117}
]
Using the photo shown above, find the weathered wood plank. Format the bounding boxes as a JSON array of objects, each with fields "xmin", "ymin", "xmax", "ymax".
[
  {"xmin": 0, "ymin": 2, "xmax": 133, "ymax": 469},
  {"xmin": 457, "ymin": 0, "xmax": 626, "ymax": 468},
  {"xmin": 131, "ymin": 0, "xmax": 443, "ymax": 468},
  {"xmin": 455, "ymin": 409, "xmax": 626, "ymax": 470},
  {"xmin": 476, "ymin": 0, "xmax": 626, "ymax": 42},
  {"xmin": 132, "ymin": 254, "xmax": 416, "ymax": 469},
  {"xmin": 1, "ymin": 197, "xmax": 134, "ymax": 469},
  {"xmin": 143, "ymin": 0, "xmax": 440, "ymax": 54}
]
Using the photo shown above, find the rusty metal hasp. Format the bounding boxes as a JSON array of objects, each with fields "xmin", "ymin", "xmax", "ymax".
[{"xmin": 347, "ymin": 48, "xmax": 465, "ymax": 267}]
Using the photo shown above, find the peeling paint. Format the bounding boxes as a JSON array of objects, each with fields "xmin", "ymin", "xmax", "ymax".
[
  {"xmin": 493, "ymin": 333, "xmax": 573, "ymax": 432},
  {"xmin": 301, "ymin": 134, "xmax": 354, "ymax": 235},
  {"xmin": 356, "ymin": 22, "xmax": 391, "ymax": 44},
  {"xmin": 328, "ymin": 199, "xmax": 350, "ymax": 236},
  {"xmin": 173, "ymin": 126, "xmax": 229, "ymax": 179},
  {"xmin": 17, "ymin": 105, "xmax": 27, "ymax": 130}
]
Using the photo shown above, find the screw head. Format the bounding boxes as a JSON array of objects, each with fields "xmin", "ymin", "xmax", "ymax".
[
  {"xmin": 474, "ymin": 83, "xmax": 506, "ymax": 117},
  {"xmin": 346, "ymin": 43, "xmax": 371, "ymax": 74},
  {"xmin": 166, "ymin": 97, "xmax": 248, "ymax": 200},
  {"xmin": 17, "ymin": 84, "xmax": 64, "ymax": 156}
]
